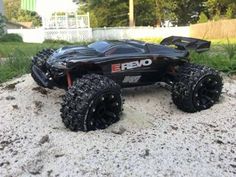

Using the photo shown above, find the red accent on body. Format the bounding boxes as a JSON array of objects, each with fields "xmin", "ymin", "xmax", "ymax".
[
  {"xmin": 66, "ymin": 71, "xmax": 72, "ymax": 88},
  {"xmin": 111, "ymin": 64, "xmax": 121, "ymax": 73}
]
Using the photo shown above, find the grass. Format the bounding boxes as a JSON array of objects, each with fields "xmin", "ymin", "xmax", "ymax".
[
  {"xmin": 0, "ymin": 49, "xmax": 30, "ymax": 83},
  {"xmin": 190, "ymin": 39, "xmax": 236, "ymax": 74},
  {"xmin": 0, "ymin": 38, "xmax": 236, "ymax": 83},
  {"xmin": 0, "ymin": 41, "xmax": 91, "ymax": 83},
  {"xmin": 210, "ymin": 38, "xmax": 236, "ymax": 45},
  {"xmin": 0, "ymin": 42, "xmax": 63, "ymax": 83},
  {"xmin": 0, "ymin": 42, "xmax": 63, "ymax": 58},
  {"xmin": 137, "ymin": 38, "xmax": 163, "ymax": 43}
]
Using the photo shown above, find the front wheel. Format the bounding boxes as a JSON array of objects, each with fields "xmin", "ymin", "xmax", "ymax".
[
  {"xmin": 60, "ymin": 74, "xmax": 123, "ymax": 132},
  {"xmin": 172, "ymin": 63, "xmax": 223, "ymax": 113},
  {"xmin": 31, "ymin": 48, "xmax": 55, "ymax": 71},
  {"xmin": 31, "ymin": 48, "xmax": 55, "ymax": 87}
]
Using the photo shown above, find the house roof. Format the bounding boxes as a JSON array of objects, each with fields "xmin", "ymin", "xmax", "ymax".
[
  {"xmin": 18, "ymin": 22, "xmax": 33, "ymax": 28},
  {"xmin": 6, "ymin": 21, "xmax": 29, "ymax": 29}
]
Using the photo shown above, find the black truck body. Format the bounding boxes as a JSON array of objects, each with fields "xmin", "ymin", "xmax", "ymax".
[
  {"xmin": 31, "ymin": 36, "xmax": 222, "ymax": 132},
  {"xmin": 32, "ymin": 36, "xmax": 210, "ymax": 89}
]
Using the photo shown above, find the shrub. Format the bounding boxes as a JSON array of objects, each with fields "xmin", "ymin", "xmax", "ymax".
[
  {"xmin": 198, "ymin": 12, "xmax": 208, "ymax": 23},
  {"xmin": 43, "ymin": 39, "xmax": 90, "ymax": 46},
  {"xmin": 0, "ymin": 14, "xmax": 6, "ymax": 37},
  {"xmin": 213, "ymin": 11, "xmax": 221, "ymax": 21},
  {"xmin": 225, "ymin": 7, "xmax": 234, "ymax": 19},
  {"xmin": 0, "ymin": 33, "xmax": 23, "ymax": 42},
  {"xmin": 43, "ymin": 39, "xmax": 72, "ymax": 45}
]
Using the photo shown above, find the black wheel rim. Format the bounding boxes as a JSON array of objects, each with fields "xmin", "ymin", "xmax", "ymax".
[
  {"xmin": 86, "ymin": 91, "xmax": 122, "ymax": 130},
  {"xmin": 193, "ymin": 75, "xmax": 222, "ymax": 110}
]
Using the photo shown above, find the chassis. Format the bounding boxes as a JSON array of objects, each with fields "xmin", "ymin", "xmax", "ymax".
[{"xmin": 31, "ymin": 36, "xmax": 223, "ymax": 131}]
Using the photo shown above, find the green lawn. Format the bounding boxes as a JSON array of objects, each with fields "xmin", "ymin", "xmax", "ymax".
[
  {"xmin": 0, "ymin": 42, "xmax": 62, "ymax": 83},
  {"xmin": 0, "ymin": 39, "xmax": 235, "ymax": 83},
  {"xmin": 0, "ymin": 42, "xmax": 61, "ymax": 58}
]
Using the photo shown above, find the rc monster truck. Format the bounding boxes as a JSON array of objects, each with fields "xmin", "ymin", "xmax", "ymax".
[{"xmin": 31, "ymin": 36, "xmax": 223, "ymax": 132}]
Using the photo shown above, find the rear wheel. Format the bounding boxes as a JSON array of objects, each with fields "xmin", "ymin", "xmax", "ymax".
[
  {"xmin": 60, "ymin": 74, "xmax": 123, "ymax": 132},
  {"xmin": 172, "ymin": 63, "xmax": 223, "ymax": 112}
]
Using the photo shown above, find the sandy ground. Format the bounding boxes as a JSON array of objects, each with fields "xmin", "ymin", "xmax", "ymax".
[{"xmin": 0, "ymin": 74, "xmax": 236, "ymax": 177}]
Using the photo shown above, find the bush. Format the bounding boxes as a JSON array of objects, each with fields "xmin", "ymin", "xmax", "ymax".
[
  {"xmin": 198, "ymin": 12, "xmax": 208, "ymax": 23},
  {"xmin": 43, "ymin": 39, "xmax": 90, "ymax": 46},
  {"xmin": 0, "ymin": 33, "xmax": 23, "ymax": 42},
  {"xmin": 43, "ymin": 39, "xmax": 72, "ymax": 45},
  {"xmin": 226, "ymin": 7, "xmax": 234, "ymax": 19},
  {"xmin": 0, "ymin": 14, "xmax": 6, "ymax": 37}
]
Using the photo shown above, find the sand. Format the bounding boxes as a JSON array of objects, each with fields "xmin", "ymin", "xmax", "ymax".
[{"xmin": 0, "ymin": 74, "xmax": 235, "ymax": 177}]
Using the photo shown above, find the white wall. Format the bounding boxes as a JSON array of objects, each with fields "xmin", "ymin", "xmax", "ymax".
[
  {"xmin": 8, "ymin": 29, "xmax": 45, "ymax": 43},
  {"xmin": 8, "ymin": 26, "xmax": 190, "ymax": 43},
  {"xmin": 92, "ymin": 27, "xmax": 190, "ymax": 40},
  {"xmin": 44, "ymin": 28, "xmax": 93, "ymax": 42}
]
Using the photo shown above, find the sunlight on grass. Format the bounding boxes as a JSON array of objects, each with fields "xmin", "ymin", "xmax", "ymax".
[
  {"xmin": 210, "ymin": 38, "xmax": 236, "ymax": 45},
  {"xmin": 136, "ymin": 38, "xmax": 163, "ymax": 43}
]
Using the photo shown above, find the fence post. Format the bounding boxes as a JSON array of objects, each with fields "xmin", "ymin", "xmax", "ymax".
[
  {"xmin": 66, "ymin": 13, "xmax": 69, "ymax": 29},
  {"xmin": 87, "ymin": 12, "xmax": 90, "ymax": 28}
]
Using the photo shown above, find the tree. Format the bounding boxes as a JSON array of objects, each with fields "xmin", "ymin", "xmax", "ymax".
[
  {"xmin": 81, "ymin": 0, "xmax": 129, "ymax": 27},
  {"xmin": 17, "ymin": 10, "xmax": 42, "ymax": 26},
  {"xmin": 154, "ymin": 0, "xmax": 177, "ymax": 25},
  {"xmin": 3, "ymin": 0, "xmax": 41, "ymax": 27},
  {"xmin": 134, "ymin": 0, "xmax": 158, "ymax": 26},
  {"xmin": 198, "ymin": 12, "xmax": 208, "ymax": 23},
  {"xmin": 204, "ymin": 0, "xmax": 236, "ymax": 19},
  {"xmin": 3, "ymin": 0, "xmax": 20, "ymax": 21},
  {"xmin": 78, "ymin": 0, "xmax": 235, "ymax": 28},
  {"xmin": 133, "ymin": 0, "xmax": 179, "ymax": 26},
  {"xmin": 80, "ymin": 0, "xmax": 175, "ymax": 27},
  {"xmin": 173, "ymin": 0, "xmax": 207, "ymax": 25},
  {"xmin": 226, "ymin": 6, "xmax": 234, "ymax": 19},
  {"xmin": 152, "ymin": 0, "xmax": 207, "ymax": 26}
]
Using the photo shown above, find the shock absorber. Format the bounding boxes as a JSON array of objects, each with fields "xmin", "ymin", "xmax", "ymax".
[{"xmin": 66, "ymin": 71, "xmax": 72, "ymax": 88}]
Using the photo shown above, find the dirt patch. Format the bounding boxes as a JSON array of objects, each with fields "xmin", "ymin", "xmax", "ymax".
[
  {"xmin": 33, "ymin": 101, "xmax": 44, "ymax": 113},
  {"xmin": 3, "ymin": 80, "xmax": 24, "ymax": 90},
  {"xmin": 32, "ymin": 87, "xmax": 48, "ymax": 95},
  {"xmin": 5, "ymin": 96, "xmax": 16, "ymax": 100}
]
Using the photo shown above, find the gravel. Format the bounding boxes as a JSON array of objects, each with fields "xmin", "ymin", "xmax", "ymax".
[{"xmin": 0, "ymin": 74, "xmax": 236, "ymax": 177}]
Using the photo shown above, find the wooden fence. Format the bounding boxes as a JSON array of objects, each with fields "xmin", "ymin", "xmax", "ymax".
[{"xmin": 190, "ymin": 19, "xmax": 236, "ymax": 39}]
